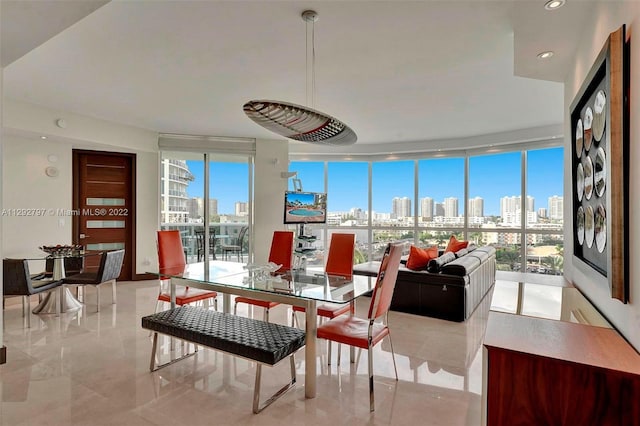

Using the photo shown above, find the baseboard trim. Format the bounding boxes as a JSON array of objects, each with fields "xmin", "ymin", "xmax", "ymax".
[{"xmin": 134, "ymin": 273, "xmax": 158, "ymax": 281}]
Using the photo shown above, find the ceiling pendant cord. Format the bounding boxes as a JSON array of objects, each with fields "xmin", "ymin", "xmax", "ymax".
[
  {"xmin": 306, "ymin": 16, "xmax": 310, "ymax": 108},
  {"xmin": 312, "ymin": 17, "xmax": 316, "ymax": 109},
  {"xmin": 304, "ymin": 11, "xmax": 317, "ymax": 109}
]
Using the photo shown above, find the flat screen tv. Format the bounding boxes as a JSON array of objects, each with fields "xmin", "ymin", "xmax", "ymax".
[{"xmin": 284, "ymin": 191, "xmax": 327, "ymax": 224}]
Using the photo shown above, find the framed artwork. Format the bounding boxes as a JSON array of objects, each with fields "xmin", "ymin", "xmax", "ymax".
[{"xmin": 570, "ymin": 25, "xmax": 628, "ymax": 302}]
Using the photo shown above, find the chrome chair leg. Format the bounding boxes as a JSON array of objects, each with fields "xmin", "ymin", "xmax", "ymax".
[
  {"xmin": 111, "ymin": 279, "xmax": 117, "ymax": 305},
  {"xmin": 368, "ymin": 344, "xmax": 374, "ymax": 412},
  {"xmin": 96, "ymin": 285, "xmax": 101, "ymax": 312},
  {"xmin": 23, "ymin": 296, "xmax": 31, "ymax": 328},
  {"xmin": 387, "ymin": 332, "xmax": 399, "ymax": 381}
]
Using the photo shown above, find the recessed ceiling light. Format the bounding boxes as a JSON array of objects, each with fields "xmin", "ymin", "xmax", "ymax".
[
  {"xmin": 544, "ymin": 0, "xmax": 566, "ymax": 10},
  {"xmin": 40, "ymin": 136, "xmax": 47, "ymax": 139},
  {"xmin": 537, "ymin": 51, "xmax": 554, "ymax": 59}
]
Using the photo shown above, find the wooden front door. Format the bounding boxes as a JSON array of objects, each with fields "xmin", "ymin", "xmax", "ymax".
[{"xmin": 72, "ymin": 150, "xmax": 135, "ymax": 280}]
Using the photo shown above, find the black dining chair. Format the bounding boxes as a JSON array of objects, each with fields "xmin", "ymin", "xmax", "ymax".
[
  {"xmin": 221, "ymin": 226, "xmax": 248, "ymax": 262},
  {"xmin": 3, "ymin": 259, "xmax": 64, "ymax": 328},
  {"xmin": 195, "ymin": 228, "xmax": 217, "ymax": 261},
  {"xmin": 63, "ymin": 249, "xmax": 124, "ymax": 312},
  {"xmin": 43, "ymin": 256, "xmax": 84, "ymax": 278}
]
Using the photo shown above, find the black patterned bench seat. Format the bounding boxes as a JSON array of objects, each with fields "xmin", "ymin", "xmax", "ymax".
[{"xmin": 141, "ymin": 306, "xmax": 306, "ymax": 413}]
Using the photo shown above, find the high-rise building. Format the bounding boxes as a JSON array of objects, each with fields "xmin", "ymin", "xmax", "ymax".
[
  {"xmin": 235, "ymin": 201, "xmax": 248, "ymax": 216},
  {"xmin": 187, "ymin": 197, "xmax": 203, "ymax": 219},
  {"xmin": 160, "ymin": 159, "xmax": 194, "ymax": 224},
  {"xmin": 208, "ymin": 199, "xmax": 218, "ymax": 216},
  {"xmin": 538, "ymin": 207, "xmax": 548, "ymax": 218},
  {"xmin": 444, "ymin": 197, "xmax": 458, "ymax": 218},
  {"xmin": 500, "ymin": 195, "xmax": 518, "ymax": 218},
  {"xmin": 349, "ymin": 207, "xmax": 366, "ymax": 220},
  {"xmin": 435, "ymin": 202, "xmax": 445, "ymax": 217},
  {"xmin": 501, "ymin": 195, "xmax": 535, "ymax": 218},
  {"xmin": 548, "ymin": 196, "xmax": 563, "ymax": 220},
  {"xmin": 420, "ymin": 197, "xmax": 434, "ymax": 220},
  {"xmin": 468, "ymin": 196, "xmax": 484, "ymax": 217},
  {"xmin": 392, "ymin": 197, "xmax": 411, "ymax": 219},
  {"xmin": 526, "ymin": 196, "xmax": 535, "ymax": 213}
]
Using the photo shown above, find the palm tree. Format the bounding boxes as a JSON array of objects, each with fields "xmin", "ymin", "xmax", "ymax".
[
  {"xmin": 497, "ymin": 248, "xmax": 520, "ymax": 271},
  {"xmin": 353, "ymin": 248, "xmax": 367, "ymax": 265},
  {"xmin": 542, "ymin": 255, "xmax": 564, "ymax": 274}
]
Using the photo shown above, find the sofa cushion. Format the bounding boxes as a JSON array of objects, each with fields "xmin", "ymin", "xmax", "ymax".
[
  {"xmin": 427, "ymin": 252, "xmax": 456, "ymax": 273},
  {"xmin": 445, "ymin": 235, "xmax": 469, "ymax": 253},
  {"xmin": 440, "ymin": 255, "xmax": 481, "ymax": 277},
  {"xmin": 454, "ymin": 248, "xmax": 468, "ymax": 258},
  {"xmin": 468, "ymin": 245, "xmax": 496, "ymax": 263},
  {"xmin": 406, "ymin": 245, "xmax": 438, "ymax": 271}
]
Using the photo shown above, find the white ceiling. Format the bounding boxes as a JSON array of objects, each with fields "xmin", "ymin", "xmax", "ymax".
[{"xmin": 1, "ymin": 1, "xmax": 594, "ymax": 151}]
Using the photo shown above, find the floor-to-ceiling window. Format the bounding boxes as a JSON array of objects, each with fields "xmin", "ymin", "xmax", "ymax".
[
  {"xmin": 160, "ymin": 152, "xmax": 252, "ymax": 264},
  {"xmin": 418, "ymin": 157, "xmax": 465, "ymax": 248},
  {"xmin": 526, "ymin": 147, "xmax": 564, "ymax": 275},
  {"xmin": 469, "ymin": 151, "xmax": 523, "ymax": 271},
  {"xmin": 289, "ymin": 143, "xmax": 564, "ymax": 274}
]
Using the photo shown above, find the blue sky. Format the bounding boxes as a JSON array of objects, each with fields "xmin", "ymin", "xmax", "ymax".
[{"xmin": 185, "ymin": 147, "xmax": 563, "ymax": 216}]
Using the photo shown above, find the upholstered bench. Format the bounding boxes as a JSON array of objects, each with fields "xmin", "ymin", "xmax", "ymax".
[{"xmin": 141, "ymin": 306, "xmax": 306, "ymax": 413}]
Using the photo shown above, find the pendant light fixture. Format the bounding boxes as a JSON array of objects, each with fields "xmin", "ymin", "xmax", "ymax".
[{"xmin": 243, "ymin": 10, "xmax": 357, "ymax": 146}]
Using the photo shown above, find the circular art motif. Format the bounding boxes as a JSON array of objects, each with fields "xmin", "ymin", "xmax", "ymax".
[
  {"xmin": 595, "ymin": 204, "xmax": 607, "ymax": 253},
  {"xmin": 585, "ymin": 205, "xmax": 595, "ymax": 248},
  {"xmin": 577, "ymin": 206, "xmax": 585, "ymax": 246},
  {"xmin": 594, "ymin": 147, "xmax": 606, "ymax": 197},
  {"xmin": 575, "ymin": 118, "xmax": 584, "ymax": 158},
  {"xmin": 593, "ymin": 90, "xmax": 607, "ymax": 143},
  {"xmin": 576, "ymin": 163, "xmax": 584, "ymax": 202},
  {"xmin": 583, "ymin": 156, "xmax": 594, "ymax": 200},
  {"xmin": 583, "ymin": 107, "xmax": 594, "ymax": 151}
]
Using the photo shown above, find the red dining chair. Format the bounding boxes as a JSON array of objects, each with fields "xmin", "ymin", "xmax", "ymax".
[
  {"xmin": 317, "ymin": 243, "xmax": 403, "ymax": 412},
  {"xmin": 291, "ymin": 233, "xmax": 356, "ymax": 329},
  {"xmin": 234, "ymin": 231, "xmax": 294, "ymax": 322},
  {"xmin": 155, "ymin": 230, "xmax": 218, "ymax": 312}
]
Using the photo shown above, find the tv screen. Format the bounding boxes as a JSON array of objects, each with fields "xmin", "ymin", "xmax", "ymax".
[{"xmin": 284, "ymin": 191, "xmax": 327, "ymax": 224}]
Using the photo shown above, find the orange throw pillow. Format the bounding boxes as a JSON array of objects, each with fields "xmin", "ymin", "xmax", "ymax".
[
  {"xmin": 445, "ymin": 235, "xmax": 468, "ymax": 253},
  {"xmin": 406, "ymin": 245, "xmax": 439, "ymax": 270}
]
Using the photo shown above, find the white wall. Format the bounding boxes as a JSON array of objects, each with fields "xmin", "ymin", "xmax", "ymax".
[
  {"xmin": 135, "ymin": 151, "xmax": 160, "ymax": 274},
  {"xmin": 254, "ymin": 139, "xmax": 289, "ymax": 264},
  {"xmin": 564, "ymin": 1, "xmax": 640, "ymax": 351},
  {"xmin": 2, "ymin": 136, "xmax": 72, "ymax": 259},
  {"xmin": 1, "ymin": 2, "xmax": 4, "ymax": 348},
  {"xmin": 2, "ymin": 100, "xmax": 160, "ymax": 276}
]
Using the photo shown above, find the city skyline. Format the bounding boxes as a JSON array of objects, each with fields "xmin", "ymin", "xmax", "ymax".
[{"xmin": 179, "ymin": 147, "xmax": 563, "ymax": 216}]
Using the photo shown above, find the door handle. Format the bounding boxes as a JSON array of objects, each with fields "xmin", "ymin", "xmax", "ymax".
[{"xmin": 79, "ymin": 233, "xmax": 90, "ymax": 239}]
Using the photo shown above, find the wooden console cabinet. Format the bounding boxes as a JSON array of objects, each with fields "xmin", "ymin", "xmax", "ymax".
[{"xmin": 483, "ymin": 312, "xmax": 640, "ymax": 425}]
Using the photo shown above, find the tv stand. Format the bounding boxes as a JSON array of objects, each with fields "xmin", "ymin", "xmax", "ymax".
[{"xmin": 294, "ymin": 223, "xmax": 316, "ymax": 271}]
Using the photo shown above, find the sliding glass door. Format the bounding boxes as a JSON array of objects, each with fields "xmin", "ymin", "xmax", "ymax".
[{"xmin": 160, "ymin": 151, "xmax": 252, "ymax": 264}]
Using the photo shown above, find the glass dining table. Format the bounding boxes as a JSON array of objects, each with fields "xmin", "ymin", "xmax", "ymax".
[{"xmin": 158, "ymin": 260, "xmax": 377, "ymax": 399}]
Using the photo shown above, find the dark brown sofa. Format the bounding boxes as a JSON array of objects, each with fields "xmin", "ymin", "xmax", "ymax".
[{"xmin": 353, "ymin": 246, "xmax": 496, "ymax": 322}]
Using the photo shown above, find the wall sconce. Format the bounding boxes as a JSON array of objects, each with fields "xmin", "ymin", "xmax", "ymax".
[{"xmin": 280, "ymin": 171, "xmax": 297, "ymax": 179}]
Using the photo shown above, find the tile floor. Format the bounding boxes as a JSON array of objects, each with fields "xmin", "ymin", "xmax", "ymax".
[{"xmin": 0, "ymin": 273, "xmax": 566, "ymax": 425}]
